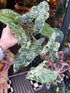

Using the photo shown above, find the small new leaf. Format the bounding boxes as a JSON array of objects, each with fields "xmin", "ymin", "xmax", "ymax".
[{"xmin": 40, "ymin": 23, "xmax": 53, "ymax": 38}]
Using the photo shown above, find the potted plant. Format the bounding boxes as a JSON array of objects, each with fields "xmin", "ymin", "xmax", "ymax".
[{"xmin": 0, "ymin": 1, "xmax": 70, "ymax": 90}]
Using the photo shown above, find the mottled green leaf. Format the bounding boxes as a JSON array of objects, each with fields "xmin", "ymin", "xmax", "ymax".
[
  {"xmin": 40, "ymin": 26, "xmax": 64, "ymax": 63},
  {"xmin": 0, "ymin": 9, "xmax": 21, "ymax": 22},
  {"xmin": 26, "ymin": 61, "xmax": 59, "ymax": 83},
  {"xmin": 41, "ymin": 37, "xmax": 60, "ymax": 55},
  {"xmin": 40, "ymin": 29, "xmax": 62, "ymax": 62},
  {"xmin": 7, "ymin": 21, "xmax": 29, "ymax": 45},
  {"xmin": 16, "ymin": 6, "xmax": 38, "ymax": 22},
  {"xmin": 0, "ymin": 9, "xmax": 29, "ymax": 46},
  {"xmin": 17, "ymin": 1, "xmax": 49, "ymax": 34},
  {"xmin": 14, "ymin": 38, "xmax": 44, "ymax": 72}
]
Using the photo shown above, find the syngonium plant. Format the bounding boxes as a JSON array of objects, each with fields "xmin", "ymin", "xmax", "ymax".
[{"xmin": 0, "ymin": 1, "xmax": 64, "ymax": 83}]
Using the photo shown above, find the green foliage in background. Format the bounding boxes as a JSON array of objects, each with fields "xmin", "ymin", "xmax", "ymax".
[
  {"xmin": 54, "ymin": 81, "xmax": 70, "ymax": 93},
  {"xmin": 55, "ymin": 0, "xmax": 66, "ymax": 20}
]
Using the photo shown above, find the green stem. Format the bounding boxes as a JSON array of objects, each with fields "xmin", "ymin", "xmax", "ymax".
[{"xmin": 44, "ymin": 54, "xmax": 47, "ymax": 61}]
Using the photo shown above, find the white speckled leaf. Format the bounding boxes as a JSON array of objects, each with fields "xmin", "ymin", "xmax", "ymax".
[
  {"xmin": 17, "ymin": 1, "xmax": 49, "ymax": 34},
  {"xmin": 14, "ymin": 38, "xmax": 44, "ymax": 73},
  {"xmin": 0, "ymin": 9, "xmax": 29, "ymax": 46},
  {"xmin": 40, "ymin": 28, "xmax": 63, "ymax": 62}
]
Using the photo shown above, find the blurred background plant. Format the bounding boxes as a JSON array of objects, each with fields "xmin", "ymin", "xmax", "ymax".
[
  {"xmin": 54, "ymin": 80, "xmax": 70, "ymax": 93},
  {"xmin": 55, "ymin": 0, "xmax": 66, "ymax": 20}
]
